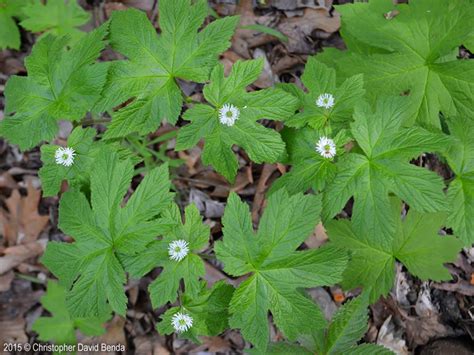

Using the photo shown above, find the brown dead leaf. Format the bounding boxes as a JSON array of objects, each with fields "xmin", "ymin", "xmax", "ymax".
[
  {"xmin": 103, "ymin": 315, "xmax": 126, "ymax": 343},
  {"xmin": 104, "ymin": 2, "xmax": 129, "ymax": 17},
  {"xmin": 0, "ymin": 240, "xmax": 47, "ymax": 274},
  {"xmin": 272, "ymin": 47, "xmax": 306, "ymax": 74},
  {"xmin": 184, "ymin": 170, "xmax": 228, "ymax": 191},
  {"xmin": 308, "ymin": 287, "xmax": 338, "ymax": 321},
  {"xmin": 404, "ymin": 314, "xmax": 457, "ymax": 347},
  {"xmin": 0, "ymin": 281, "xmax": 42, "ymax": 346},
  {"xmin": 272, "ymin": 0, "xmax": 333, "ymax": 10},
  {"xmin": 253, "ymin": 48, "xmax": 276, "ymax": 88},
  {"xmin": 91, "ymin": 315, "xmax": 127, "ymax": 354},
  {"xmin": 252, "ymin": 164, "xmax": 277, "ymax": 223},
  {"xmin": 189, "ymin": 189, "xmax": 225, "ymax": 218},
  {"xmin": 232, "ymin": 0, "xmax": 280, "ymax": 58},
  {"xmin": 420, "ymin": 338, "xmax": 474, "ymax": 355},
  {"xmin": 305, "ymin": 222, "xmax": 329, "ymax": 249},
  {"xmin": 230, "ymin": 169, "xmax": 253, "ymax": 194},
  {"xmin": 196, "ymin": 336, "xmax": 232, "ymax": 353},
  {"xmin": 0, "ymin": 172, "xmax": 17, "ymax": 189},
  {"xmin": 0, "ymin": 316, "xmax": 28, "ymax": 344},
  {"xmin": 1, "ymin": 178, "xmax": 49, "ymax": 246},
  {"xmin": 0, "ymin": 55, "xmax": 26, "ymax": 76},
  {"xmin": 377, "ymin": 315, "xmax": 409, "ymax": 354},
  {"xmin": 16, "ymin": 262, "xmax": 45, "ymax": 274},
  {"xmin": 222, "ymin": 50, "xmax": 244, "ymax": 63},
  {"xmin": 119, "ymin": 0, "xmax": 154, "ymax": 11},
  {"xmin": 204, "ymin": 261, "xmax": 240, "ymax": 287},
  {"xmin": 384, "ymin": 9, "xmax": 400, "ymax": 20},
  {"xmin": 278, "ymin": 8, "xmax": 340, "ymax": 53},
  {"xmin": 134, "ymin": 335, "xmax": 170, "ymax": 355},
  {"xmin": 232, "ymin": 0, "xmax": 258, "ymax": 58},
  {"xmin": 222, "ymin": 50, "xmax": 244, "ymax": 75},
  {"xmin": 276, "ymin": 163, "xmax": 286, "ymax": 175},
  {"xmin": 383, "ymin": 292, "xmax": 459, "ymax": 348},
  {"xmin": 178, "ymin": 147, "xmax": 202, "ymax": 175},
  {"xmin": 128, "ymin": 282, "xmax": 140, "ymax": 306},
  {"xmin": 1, "ymin": 189, "xmax": 20, "ymax": 246},
  {"xmin": 0, "ymin": 270, "xmax": 14, "ymax": 292},
  {"xmin": 433, "ymin": 280, "xmax": 474, "ymax": 296},
  {"xmin": 227, "ymin": 330, "xmax": 245, "ymax": 349}
]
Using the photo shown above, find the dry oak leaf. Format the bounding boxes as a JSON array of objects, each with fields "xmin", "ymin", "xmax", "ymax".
[
  {"xmin": 0, "ymin": 178, "xmax": 49, "ymax": 246},
  {"xmin": 277, "ymin": 8, "xmax": 341, "ymax": 53},
  {"xmin": 0, "ymin": 240, "xmax": 47, "ymax": 274}
]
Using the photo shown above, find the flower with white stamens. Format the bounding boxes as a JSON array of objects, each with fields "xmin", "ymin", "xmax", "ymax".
[
  {"xmin": 168, "ymin": 239, "xmax": 189, "ymax": 262},
  {"xmin": 315, "ymin": 136, "xmax": 336, "ymax": 159},
  {"xmin": 219, "ymin": 103, "xmax": 240, "ymax": 126},
  {"xmin": 55, "ymin": 147, "xmax": 76, "ymax": 167},
  {"xmin": 172, "ymin": 312, "xmax": 193, "ymax": 332},
  {"xmin": 316, "ymin": 93, "xmax": 335, "ymax": 109}
]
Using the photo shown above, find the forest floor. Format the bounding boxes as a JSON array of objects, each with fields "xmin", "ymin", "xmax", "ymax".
[{"xmin": 0, "ymin": 0, "xmax": 473, "ymax": 354}]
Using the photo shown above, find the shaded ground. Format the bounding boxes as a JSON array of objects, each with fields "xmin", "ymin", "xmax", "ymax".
[{"xmin": 0, "ymin": 0, "xmax": 473, "ymax": 354}]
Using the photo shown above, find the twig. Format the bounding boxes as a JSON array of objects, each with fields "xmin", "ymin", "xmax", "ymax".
[
  {"xmin": 251, "ymin": 164, "xmax": 277, "ymax": 224},
  {"xmin": 432, "ymin": 281, "xmax": 474, "ymax": 296}
]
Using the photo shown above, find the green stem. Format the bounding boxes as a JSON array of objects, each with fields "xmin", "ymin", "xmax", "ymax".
[{"xmin": 15, "ymin": 272, "xmax": 45, "ymax": 285}]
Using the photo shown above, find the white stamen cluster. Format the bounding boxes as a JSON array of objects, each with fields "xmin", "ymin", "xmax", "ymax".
[
  {"xmin": 316, "ymin": 136, "xmax": 336, "ymax": 159},
  {"xmin": 168, "ymin": 239, "xmax": 189, "ymax": 262},
  {"xmin": 171, "ymin": 312, "xmax": 193, "ymax": 332},
  {"xmin": 316, "ymin": 93, "xmax": 335, "ymax": 109},
  {"xmin": 55, "ymin": 147, "xmax": 76, "ymax": 167},
  {"xmin": 219, "ymin": 103, "xmax": 240, "ymax": 126}
]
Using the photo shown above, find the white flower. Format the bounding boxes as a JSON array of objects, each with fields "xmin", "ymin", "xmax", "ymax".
[
  {"xmin": 316, "ymin": 136, "xmax": 336, "ymax": 159},
  {"xmin": 219, "ymin": 103, "xmax": 240, "ymax": 126},
  {"xmin": 316, "ymin": 93, "xmax": 335, "ymax": 109},
  {"xmin": 55, "ymin": 147, "xmax": 76, "ymax": 167},
  {"xmin": 168, "ymin": 239, "xmax": 189, "ymax": 262},
  {"xmin": 171, "ymin": 312, "xmax": 193, "ymax": 333}
]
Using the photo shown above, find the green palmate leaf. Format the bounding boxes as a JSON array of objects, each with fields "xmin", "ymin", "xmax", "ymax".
[
  {"xmin": 38, "ymin": 127, "xmax": 97, "ymax": 197},
  {"xmin": 38, "ymin": 127, "xmax": 141, "ymax": 197},
  {"xmin": 269, "ymin": 127, "xmax": 350, "ymax": 196},
  {"xmin": 327, "ymin": 0, "xmax": 474, "ymax": 128},
  {"xmin": 214, "ymin": 190, "xmax": 348, "ymax": 350},
  {"xmin": 321, "ymin": 295, "xmax": 393, "ymax": 355},
  {"xmin": 347, "ymin": 344, "xmax": 395, "ymax": 355},
  {"xmin": 259, "ymin": 342, "xmax": 312, "ymax": 355},
  {"xmin": 41, "ymin": 151, "xmax": 173, "ymax": 317},
  {"xmin": 157, "ymin": 281, "xmax": 234, "ymax": 341},
  {"xmin": 282, "ymin": 57, "xmax": 364, "ymax": 131},
  {"xmin": 465, "ymin": 32, "xmax": 474, "ymax": 52},
  {"xmin": 176, "ymin": 59, "xmax": 299, "ymax": 182},
  {"xmin": 323, "ymin": 96, "xmax": 450, "ymax": 244},
  {"xmin": 445, "ymin": 116, "xmax": 474, "ymax": 246},
  {"xmin": 326, "ymin": 198, "xmax": 463, "ymax": 303},
  {"xmin": 32, "ymin": 280, "xmax": 110, "ymax": 345},
  {"xmin": 0, "ymin": 25, "xmax": 108, "ymax": 150},
  {"xmin": 260, "ymin": 293, "xmax": 393, "ymax": 355},
  {"xmin": 0, "ymin": 0, "xmax": 30, "ymax": 50},
  {"xmin": 20, "ymin": 0, "xmax": 90, "ymax": 41},
  {"xmin": 323, "ymin": 293, "xmax": 372, "ymax": 354},
  {"xmin": 97, "ymin": 2, "xmax": 239, "ymax": 138},
  {"xmin": 120, "ymin": 203, "xmax": 210, "ymax": 309}
]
